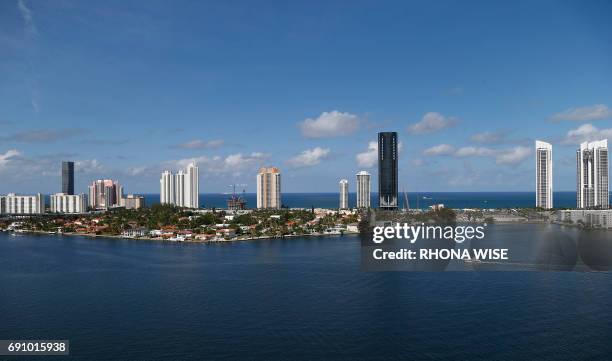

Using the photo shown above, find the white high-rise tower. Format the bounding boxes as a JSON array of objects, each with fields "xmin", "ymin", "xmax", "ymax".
[
  {"xmin": 356, "ymin": 171, "xmax": 371, "ymax": 208},
  {"xmin": 185, "ymin": 162, "xmax": 199, "ymax": 208},
  {"xmin": 577, "ymin": 140, "xmax": 609, "ymax": 209},
  {"xmin": 535, "ymin": 140, "xmax": 553, "ymax": 209},
  {"xmin": 160, "ymin": 162, "xmax": 200, "ymax": 208},
  {"xmin": 174, "ymin": 170, "xmax": 185, "ymax": 207},
  {"xmin": 160, "ymin": 170, "xmax": 175, "ymax": 204},
  {"xmin": 339, "ymin": 179, "xmax": 349, "ymax": 209}
]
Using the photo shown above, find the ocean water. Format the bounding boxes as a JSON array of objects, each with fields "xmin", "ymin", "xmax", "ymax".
[
  {"xmin": 1, "ymin": 229, "xmax": 611, "ymax": 360},
  {"xmin": 141, "ymin": 191, "xmax": 585, "ymax": 209}
]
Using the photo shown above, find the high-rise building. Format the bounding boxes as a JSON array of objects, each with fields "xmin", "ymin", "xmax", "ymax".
[
  {"xmin": 88, "ymin": 180, "xmax": 123, "ymax": 210},
  {"xmin": 62, "ymin": 161, "xmax": 75, "ymax": 195},
  {"xmin": 0, "ymin": 193, "xmax": 45, "ymax": 214},
  {"xmin": 257, "ymin": 167, "xmax": 281, "ymax": 209},
  {"xmin": 535, "ymin": 140, "xmax": 553, "ymax": 209},
  {"xmin": 160, "ymin": 170, "xmax": 175, "ymax": 204},
  {"xmin": 185, "ymin": 162, "xmax": 199, "ymax": 208},
  {"xmin": 378, "ymin": 132, "xmax": 398, "ymax": 209},
  {"xmin": 120, "ymin": 194, "xmax": 145, "ymax": 210},
  {"xmin": 50, "ymin": 193, "xmax": 86, "ymax": 213},
  {"xmin": 356, "ymin": 171, "xmax": 371, "ymax": 208},
  {"xmin": 577, "ymin": 140, "xmax": 609, "ymax": 209},
  {"xmin": 339, "ymin": 179, "xmax": 349, "ymax": 209},
  {"xmin": 175, "ymin": 170, "xmax": 185, "ymax": 207},
  {"xmin": 159, "ymin": 162, "xmax": 199, "ymax": 208}
]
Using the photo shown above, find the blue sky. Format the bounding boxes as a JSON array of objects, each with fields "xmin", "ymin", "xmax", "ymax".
[{"xmin": 1, "ymin": 0, "xmax": 612, "ymax": 194}]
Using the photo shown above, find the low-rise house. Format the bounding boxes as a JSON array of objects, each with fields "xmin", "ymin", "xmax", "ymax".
[
  {"xmin": 194, "ymin": 233, "xmax": 216, "ymax": 241},
  {"xmin": 346, "ymin": 223, "xmax": 359, "ymax": 233},
  {"xmin": 149, "ymin": 230, "xmax": 163, "ymax": 237},
  {"xmin": 122, "ymin": 228, "xmax": 148, "ymax": 238},
  {"xmin": 216, "ymin": 228, "xmax": 236, "ymax": 239}
]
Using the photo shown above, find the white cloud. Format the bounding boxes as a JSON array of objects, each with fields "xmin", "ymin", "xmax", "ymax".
[
  {"xmin": 127, "ymin": 166, "xmax": 148, "ymax": 176},
  {"xmin": 550, "ymin": 104, "xmax": 611, "ymax": 122},
  {"xmin": 495, "ymin": 146, "xmax": 531, "ymax": 165},
  {"xmin": 168, "ymin": 152, "xmax": 269, "ymax": 177},
  {"xmin": 74, "ymin": 159, "xmax": 105, "ymax": 174},
  {"xmin": 356, "ymin": 141, "xmax": 377, "ymax": 167},
  {"xmin": 286, "ymin": 147, "xmax": 330, "ymax": 168},
  {"xmin": 407, "ymin": 112, "xmax": 457, "ymax": 134},
  {"xmin": 299, "ymin": 111, "xmax": 360, "ymax": 138},
  {"xmin": 562, "ymin": 123, "xmax": 612, "ymax": 145},
  {"xmin": 455, "ymin": 146, "xmax": 496, "ymax": 157},
  {"xmin": 174, "ymin": 139, "xmax": 224, "ymax": 149},
  {"xmin": 423, "ymin": 144, "xmax": 531, "ymax": 165},
  {"xmin": 0, "ymin": 149, "xmax": 106, "ymax": 182},
  {"xmin": 355, "ymin": 140, "xmax": 403, "ymax": 167},
  {"xmin": 423, "ymin": 144, "xmax": 455, "ymax": 156},
  {"xmin": 0, "ymin": 149, "xmax": 22, "ymax": 168}
]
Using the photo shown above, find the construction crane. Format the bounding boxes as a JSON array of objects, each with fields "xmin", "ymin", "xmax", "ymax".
[
  {"xmin": 227, "ymin": 184, "xmax": 247, "ymax": 210},
  {"xmin": 402, "ymin": 187, "xmax": 410, "ymax": 211}
]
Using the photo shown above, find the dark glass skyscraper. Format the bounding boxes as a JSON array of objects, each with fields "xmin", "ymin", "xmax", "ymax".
[
  {"xmin": 62, "ymin": 161, "xmax": 75, "ymax": 195},
  {"xmin": 378, "ymin": 132, "xmax": 398, "ymax": 209}
]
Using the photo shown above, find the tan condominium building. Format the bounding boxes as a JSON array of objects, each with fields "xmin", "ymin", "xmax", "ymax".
[{"xmin": 257, "ymin": 167, "xmax": 281, "ymax": 209}]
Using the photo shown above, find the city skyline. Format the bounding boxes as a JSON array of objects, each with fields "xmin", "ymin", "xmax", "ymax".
[{"xmin": 1, "ymin": 1, "xmax": 612, "ymax": 194}]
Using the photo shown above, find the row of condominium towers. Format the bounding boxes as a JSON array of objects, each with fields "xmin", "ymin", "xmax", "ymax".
[
  {"xmin": 4, "ymin": 132, "xmax": 605, "ymax": 215},
  {"xmin": 0, "ymin": 161, "xmax": 145, "ymax": 214},
  {"xmin": 252, "ymin": 132, "xmax": 399, "ymax": 210},
  {"xmin": 0, "ymin": 132, "xmax": 399, "ymax": 214},
  {"xmin": 158, "ymin": 132, "xmax": 400, "ymax": 210},
  {"xmin": 536, "ymin": 139, "xmax": 609, "ymax": 209}
]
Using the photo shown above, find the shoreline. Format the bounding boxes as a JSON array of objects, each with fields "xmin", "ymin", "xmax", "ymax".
[{"xmin": 2, "ymin": 229, "xmax": 360, "ymax": 244}]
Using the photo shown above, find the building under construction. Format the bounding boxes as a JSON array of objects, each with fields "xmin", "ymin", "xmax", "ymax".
[{"xmin": 227, "ymin": 184, "xmax": 247, "ymax": 210}]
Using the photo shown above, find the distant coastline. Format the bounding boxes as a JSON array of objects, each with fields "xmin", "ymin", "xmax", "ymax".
[
  {"xmin": 3, "ymin": 228, "xmax": 359, "ymax": 244},
  {"xmin": 50, "ymin": 191, "xmax": 594, "ymax": 210}
]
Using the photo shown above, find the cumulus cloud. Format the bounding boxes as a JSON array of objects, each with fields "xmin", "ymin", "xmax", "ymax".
[
  {"xmin": 407, "ymin": 112, "xmax": 457, "ymax": 134},
  {"xmin": 299, "ymin": 111, "xmax": 360, "ymax": 138},
  {"xmin": 455, "ymin": 146, "xmax": 496, "ymax": 157},
  {"xmin": 550, "ymin": 104, "xmax": 611, "ymax": 122},
  {"xmin": 74, "ymin": 159, "xmax": 105, "ymax": 174},
  {"xmin": 423, "ymin": 144, "xmax": 456, "ymax": 156},
  {"xmin": 173, "ymin": 139, "xmax": 225, "ymax": 149},
  {"xmin": 286, "ymin": 147, "xmax": 330, "ymax": 168},
  {"xmin": 165, "ymin": 152, "xmax": 269, "ymax": 178},
  {"xmin": 423, "ymin": 144, "xmax": 531, "ymax": 165},
  {"xmin": 355, "ymin": 140, "xmax": 403, "ymax": 167},
  {"xmin": 0, "ymin": 149, "xmax": 105, "ymax": 181},
  {"xmin": 356, "ymin": 141, "xmax": 378, "ymax": 167},
  {"xmin": 562, "ymin": 123, "xmax": 612, "ymax": 145},
  {"xmin": 495, "ymin": 146, "xmax": 531, "ymax": 165}
]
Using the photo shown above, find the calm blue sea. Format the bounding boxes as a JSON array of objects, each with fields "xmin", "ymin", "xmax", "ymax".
[
  {"xmin": 1, "ymin": 229, "xmax": 611, "ymax": 360},
  {"xmin": 140, "ymin": 191, "xmax": 583, "ymax": 209}
]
